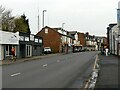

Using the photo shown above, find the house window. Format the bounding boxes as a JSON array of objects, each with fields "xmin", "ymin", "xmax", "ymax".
[
  {"xmin": 39, "ymin": 39, "xmax": 42, "ymax": 43},
  {"xmin": 45, "ymin": 28, "xmax": 48, "ymax": 34},
  {"xmin": 25, "ymin": 37, "xmax": 29, "ymax": 41},
  {"xmin": 35, "ymin": 38, "xmax": 38, "ymax": 42},
  {"xmin": 20, "ymin": 36, "xmax": 24, "ymax": 41}
]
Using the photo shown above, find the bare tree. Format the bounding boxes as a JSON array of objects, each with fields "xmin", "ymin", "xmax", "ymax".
[
  {"xmin": 0, "ymin": 5, "xmax": 5, "ymax": 30},
  {"xmin": 0, "ymin": 5, "xmax": 14, "ymax": 31}
]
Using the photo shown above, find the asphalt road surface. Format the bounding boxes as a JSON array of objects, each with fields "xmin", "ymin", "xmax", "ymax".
[{"xmin": 2, "ymin": 51, "xmax": 99, "ymax": 88}]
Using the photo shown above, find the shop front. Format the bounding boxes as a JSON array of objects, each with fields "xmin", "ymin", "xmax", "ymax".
[
  {"xmin": 0, "ymin": 31, "xmax": 19, "ymax": 60},
  {"xmin": 19, "ymin": 32, "xmax": 33, "ymax": 58},
  {"xmin": 33, "ymin": 35, "xmax": 43, "ymax": 56},
  {"xmin": 19, "ymin": 32, "xmax": 43, "ymax": 58}
]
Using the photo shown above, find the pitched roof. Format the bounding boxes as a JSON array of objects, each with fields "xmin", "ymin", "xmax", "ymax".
[{"xmin": 37, "ymin": 26, "xmax": 73, "ymax": 39}]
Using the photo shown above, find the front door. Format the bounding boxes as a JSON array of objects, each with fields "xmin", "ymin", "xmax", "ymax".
[{"xmin": 26, "ymin": 45, "xmax": 32, "ymax": 57}]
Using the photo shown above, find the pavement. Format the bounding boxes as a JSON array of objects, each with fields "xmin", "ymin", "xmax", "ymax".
[
  {"xmin": 0, "ymin": 53, "xmax": 63, "ymax": 66},
  {"xmin": 95, "ymin": 54, "xmax": 119, "ymax": 89}
]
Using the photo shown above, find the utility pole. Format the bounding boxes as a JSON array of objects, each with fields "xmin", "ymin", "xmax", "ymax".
[{"xmin": 38, "ymin": 9, "xmax": 39, "ymax": 32}]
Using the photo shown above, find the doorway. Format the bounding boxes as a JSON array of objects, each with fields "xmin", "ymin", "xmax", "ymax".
[
  {"xmin": 20, "ymin": 44, "xmax": 25, "ymax": 58},
  {"xmin": 26, "ymin": 45, "xmax": 32, "ymax": 57}
]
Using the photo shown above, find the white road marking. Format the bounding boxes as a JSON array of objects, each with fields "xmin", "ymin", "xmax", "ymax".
[
  {"xmin": 11, "ymin": 73, "xmax": 21, "ymax": 77},
  {"xmin": 43, "ymin": 64, "xmax": 48, "ymax": 67},
  {"xmin": 57, "ymin": 60, "xmax": 60, "ymax": 62},
  {"xmin": 93, "ymin": 55, "xmax": 98, "ymax": 69}
]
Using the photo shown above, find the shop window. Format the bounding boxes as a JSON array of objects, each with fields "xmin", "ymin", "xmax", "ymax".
[
  {"xmin": 6, "ymin": 45, "xmax": 9, "ymax": 55},
  {"xmin": 9, "ymin": 45, "xmax": 12, "ymax": 55},
  {"xmin": 5, "ymin": 45, "xmax": 13, "ymax": 56}
]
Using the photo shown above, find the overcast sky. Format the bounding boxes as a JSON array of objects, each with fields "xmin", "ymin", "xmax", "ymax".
[{"xmin": 0, "ymin": 0, "xmax": 119, "ymax": 36}]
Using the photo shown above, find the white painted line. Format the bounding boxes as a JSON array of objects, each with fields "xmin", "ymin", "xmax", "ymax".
[
  {"xmin": 57, "ymin": 60, "xmax": 60, "ymax": 62},
  {"xmin": 43, "ymin": 64, "xmax": 48, "ymax": 67},
  {"xmin": 11, "ymin": 73, "xmax": 21, "ymax": 77},
  {"xmin": 93, "ymin": 55, "xmax": 98, "ymax": 69}
]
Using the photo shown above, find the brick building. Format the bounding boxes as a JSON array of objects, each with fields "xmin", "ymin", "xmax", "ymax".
[
  {"xmin": 78, "ymin": 32, "xmax": 85, "ymax": 47},
  {"xmin": 36, "ymin": 26, "xmax": 73, "ymax": 53}
]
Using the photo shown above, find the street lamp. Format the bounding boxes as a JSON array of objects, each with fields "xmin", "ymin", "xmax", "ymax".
[
  {"xmin": 62, "ymin": 23, "xmax": 65, "ymax": 30},
  {"xmin": 42, "ymin": 10, "xmax": 47, "ymax": 28}
]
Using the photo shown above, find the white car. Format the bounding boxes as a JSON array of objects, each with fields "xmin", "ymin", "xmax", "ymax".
[{"xmin": 44, "ymin": 47, "xmax": 52, "ymax": 54}]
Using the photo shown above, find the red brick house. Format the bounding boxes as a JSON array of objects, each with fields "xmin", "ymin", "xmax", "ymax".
[
  {"xmin": 78, "ymin": 32, "xmax": 85, "ymax": 47},
  {"xmin": 36, "ymin": 26, "xmax": 73, "ymax": 53},
  {"xmin": 101, "ymin": 37, "xmax": 109, "ymax": 49}
]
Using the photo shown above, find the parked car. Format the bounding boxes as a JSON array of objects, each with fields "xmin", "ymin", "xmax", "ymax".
[
  {"xmin": 44, "ymin": 47, "xmax": 52, "ymax": 54},
  {"xmin": 74, "ymin": 46, "xmax": 82, "ymax": 52},
  {"xmin": 74, "ymin": 48, "xmax": 80, "ymax": 52},
  {"xmin": 79, "ymin": 49, "xmax": 86, "ymax": 52}
]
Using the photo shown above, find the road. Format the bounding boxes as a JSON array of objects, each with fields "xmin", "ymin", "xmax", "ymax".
[{"xmin": 2, "ymin": 51, "xmax": 99, "ymax": 88}]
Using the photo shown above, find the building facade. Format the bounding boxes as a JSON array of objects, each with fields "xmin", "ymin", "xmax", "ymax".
[
  {"xmin": 0, "ymin": 31, "xmax": 43, "ymax": 60},
  {"xmin": 19, "ymin": 32, "xmax": 43, "ymax": 58},
  {"xmin": 54, "ymin": 28, "xmax": 73, "ymax": 53},
  {"xmin": 36, "ymin": 26, "xmax": 73, "ymax": 53},
  {"xmin": 78, "ymin": 32, "xmax": 85, "ymax": 47},
  {"xmin": 107, "ymin": 24, "xmax": 120, "ymax": 56},
  {"xmin": 117, "ymin": 2, "xmax": 120, "ymax": 56},
  {"xmin": 84, "ymin": 32, "xmax": 98, "ymax": 51},
  {"xmin": 0, "ymin": 31, "xmax": 19, "ymax": 60}
]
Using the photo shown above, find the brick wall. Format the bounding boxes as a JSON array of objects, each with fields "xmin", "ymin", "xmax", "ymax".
[
  {"xmin": 78, "ymin": 32, "xmax": 85, "ymax": 46},
  {"xmin": 103, "ymin": 37, "xmax": 109, "ymax": 47}
]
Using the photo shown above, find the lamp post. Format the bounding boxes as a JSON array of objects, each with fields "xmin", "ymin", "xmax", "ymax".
[
  {"xmin": 42, "ymin": 10, "xmax": 47, "ymax": 28},
  {"xmin": 62, "ymin": 23, "xmax": 65, "ymax": 31}
]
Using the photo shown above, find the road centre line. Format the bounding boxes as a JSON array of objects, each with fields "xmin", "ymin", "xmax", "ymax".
[
  {"xmin": 57, "ymin": 60, "xmax": 60, "ymax": 62},
  {"xmin": 43, "ymin": 64, "xmax": 48, "ymax": 67},
  {"xmin": 11, "ymin": 73, "xmax": 21, "ymax": 77}
]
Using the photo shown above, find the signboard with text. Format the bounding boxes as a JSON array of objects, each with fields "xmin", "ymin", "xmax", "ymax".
[{"xmin": 0, "ymin": 31, "xmax": 19, "ymax": 45}]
